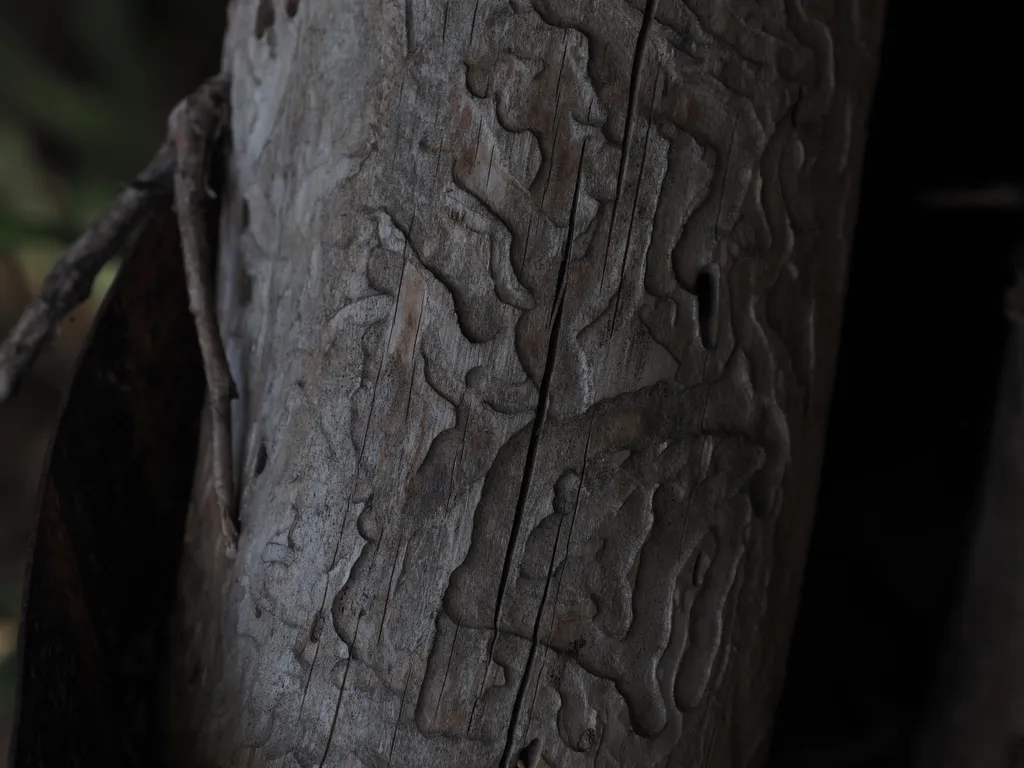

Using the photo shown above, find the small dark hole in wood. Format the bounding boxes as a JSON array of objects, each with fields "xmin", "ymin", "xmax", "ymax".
[
  {"xmin": 517, "ymin": 738, "xmax": 542, "ymax": 767},
  {"xmin": 254, "ymin": 442, "xmax": 268, "ymax": 475},
  {"xmin": 240, "ymin": 198, "xmax": 250, "ymax": 230},
  {"xmin": 693, "ymin": 550, "xmax": 711, "ymax": 587},
  {"xmin": 309, "ymin": 611, "xmax": 324, "ymax": 643},
  {"xmin": 238, "ymin": 267, "xmax": 253, "ymax": 308},
  {"xmin": 285, "ymin": 0, "xmax": 300, "ymax": 18},
  {"xmin": 255, "ymin": 0, "xmax": 275, "ymax": 39},
  {"xmin": 576, "ymin": 728, "xmax": 597, "ymax": 752},
  {"xmin": 696, "ymin": 266, "xmax": 719, "ymax": 349}
]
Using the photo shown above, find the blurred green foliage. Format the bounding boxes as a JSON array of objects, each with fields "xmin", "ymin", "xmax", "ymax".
[
  {"xmin": 0, "ymin": 0, "xmax": 227, "ymax": 294},
  {"xmin": 0, "ymin": 0, "xmax": 227, "ymax": 752}
]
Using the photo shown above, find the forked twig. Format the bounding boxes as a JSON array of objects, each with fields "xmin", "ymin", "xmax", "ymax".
[
  {"xmin": 0, "ymin": 72, "xmax": 240, "ymax": 556},
  {"xmin": 0, "ymin": 144, "xmax": 175, "ymax": 402}
]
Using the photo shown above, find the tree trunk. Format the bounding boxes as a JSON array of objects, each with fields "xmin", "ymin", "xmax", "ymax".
[{"xmin": 166, "ymin": 1, "xmax": 885, "ymax": 765}]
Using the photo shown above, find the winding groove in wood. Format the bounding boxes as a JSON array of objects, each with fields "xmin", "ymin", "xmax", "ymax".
[{"xmin": 168, "ymin": 1, "xmax": 886, "ymax": 765}]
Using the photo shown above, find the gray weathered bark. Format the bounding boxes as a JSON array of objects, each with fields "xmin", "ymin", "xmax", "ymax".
[{"xmin": 165, "ymin": 1, "xmax": 885, "ymax": 765}]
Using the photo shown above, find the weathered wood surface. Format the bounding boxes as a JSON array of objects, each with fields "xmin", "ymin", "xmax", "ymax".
[{"xmin": 167, "ymin": 0, "xmax": 886, "ymax": 765}]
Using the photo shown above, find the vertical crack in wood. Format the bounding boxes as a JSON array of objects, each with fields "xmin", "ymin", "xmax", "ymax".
[
  {"xmin": 432, "ymin": 623, "xmax": 461, "ymax": 727},
  {"xmin": 318, "ymin": 612, "xmax": 362, "ymax": 767},
  {"xmin": 385, "ymin": 665, "xmax": 413, "ymax": 766},
  {"xmin": 537, "ymin": 40, "xmax": 572, "ymax": 221},
  {"xmin": 524, "ymin": 421, "xmax": 594, "ymax": 729},
  {"xmin": 297, "ymin": 251, "xmax": 414, "ymax": 730},
  {"xmin": 610, "ymin": 66, "xmax": 662, "ymax": 331},
  {"xmin": 600, "ymin": 0, "xmax": 659, "ymax": 288},
  {"xmin": 468, "ymin": 0, "xmax": 482, "ymax": 45},
  {"xmin": 405, "ymin": 0, "xmax": 414, "ymax": 54},
  {"xmin": 498, "ymin": 141, "xmax": 588, "ymax": 768},
  {"xmin": 169, "ymin": 0, "xmax": 887, "ymax": 761}
]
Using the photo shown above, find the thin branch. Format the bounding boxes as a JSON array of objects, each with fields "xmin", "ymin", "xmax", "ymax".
[
  {"xmin": 0, "ymin": 72, "xmax": 240, "ymax": 557},
  {"xmin": 0, "ymin": 142, "xmax": 176, "ymax": 402},
  {"xmin": 169, "ymin": 73, "xmax": 239, "ymax": 556}
]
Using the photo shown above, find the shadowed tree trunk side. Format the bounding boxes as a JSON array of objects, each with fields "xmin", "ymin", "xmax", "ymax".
[{"xmin": 165, "ymin": 1, "xmax": 886, "ymax": 765}]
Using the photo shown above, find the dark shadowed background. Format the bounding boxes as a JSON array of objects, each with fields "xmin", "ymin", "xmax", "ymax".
[
  {"xmin": 767, "ymin": 1, "xmax": 1022, "ymax": 765},
  {"xmin": 0, "ymin": 0, "xmax": 226, "ymax": 757},
  {"xmin": 0, "ymin": 2, "xmax": 1019, "ymax": 767}
]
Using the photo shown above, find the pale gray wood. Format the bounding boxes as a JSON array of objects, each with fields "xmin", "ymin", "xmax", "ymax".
[{"xmin": 164, "ymin": 0, "xmax": 886, "ymax": 765}]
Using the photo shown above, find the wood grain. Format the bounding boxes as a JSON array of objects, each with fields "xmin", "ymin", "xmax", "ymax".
[{"xmin": 168, "ymin": 1, "xmax": 887, "ymax": 765}]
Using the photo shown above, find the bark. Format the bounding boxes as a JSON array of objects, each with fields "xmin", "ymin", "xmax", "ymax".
[{"xmin": 166, "ymin": 1, "xmax": 885, "ymax": 765}]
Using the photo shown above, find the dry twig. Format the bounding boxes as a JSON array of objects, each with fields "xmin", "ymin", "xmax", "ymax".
[
  {"xmin": 0, "ymin": 72, "xmax": 239, "ymax": 556},
  {"xmin": 169, "ymin": 73, "xmax": 239, "ymax": 556},
  {"xmin": 0, "ymin": 144, "xmax": 175, "ymax": 401}
]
